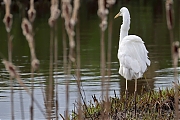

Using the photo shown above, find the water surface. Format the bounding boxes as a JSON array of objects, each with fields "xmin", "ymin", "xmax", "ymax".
[{"xmin": 0, "ymin": 0, "xmax": 180, "ymax": 119}]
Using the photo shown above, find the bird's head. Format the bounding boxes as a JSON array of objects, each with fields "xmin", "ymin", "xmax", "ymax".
[{"xmin": 114, "ymin": 7, "xmax": 129, "ymax": 19}]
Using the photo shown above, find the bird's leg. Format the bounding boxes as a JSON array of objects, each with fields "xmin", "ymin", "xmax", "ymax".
[
  {"xmin": 134, "ymin": 79, "xmax": 137, "ymax": 118},
  {"xmin": 125, "ymin": 79, "xmax": 128, "ymax": 100},
  {"xmin": 125, "ymin": 79, "xmax": 128, "ymax": 98},
  {"xmin": 125, "ymin": 79, "xmax": 128, "ymax": 118}
]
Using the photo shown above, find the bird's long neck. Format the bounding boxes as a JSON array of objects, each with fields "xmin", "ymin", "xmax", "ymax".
[{"xmin": 119, "ymin": 13, "xmax": 130, "ymax": 43}]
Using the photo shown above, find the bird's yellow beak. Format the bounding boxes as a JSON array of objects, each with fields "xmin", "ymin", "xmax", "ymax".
[{"xmin": 114, "ymin": 12, "xmax": 120, "ymax": 19}]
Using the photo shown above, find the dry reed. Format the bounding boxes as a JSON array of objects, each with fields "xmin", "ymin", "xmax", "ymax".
[
  {"xmin": 61, "ymin": 2, "xmax": 73, "ymax": 118},
  {"xmin": 3, "ymin": 0, "xmax": 13, "ymax": 34},
  {"xmin": 53, "ymin": 4, "xmax": 60, "ymax": 120},
  {"xmin": 165, "ymin": 0, "xmax": 178, "ymax": 119},
  {"xmin": 48, "ymin": 0, "xmax": 60, "ymax": 119},
  {"xmin": 62, "ymin": 22, "xmax": 67, "ymax": 82},
  {"xmin": 2, "ymin": 59, "xmax": 46, "ymax": 118},
  {"xmin": 27, "ymin": 2, "xmax": 37, "ymax": 118},
  {"xmin": 106, "ymin": 0, "xmax": 116, "ymax": 116},
  {"xmin": 172, "ymin": 41, "xmax": 179, "ymax": 120},
  {"xmin": 97, "ymin": 0, "xmax": 108, "ymax": 118},
  {"xmin": 74, "ymin": 3, "xmax": 82, "ymax": 120},
  {"xmin": 3, "ymin": 0, "xmax": 14, "ymax": 119},
  {"xmin": 21, "ymin": 15, "xmax": 39, "ymax": 120},
  {"xmin": 28, "ymin": 0, "xmax": 36, "ymax": 23},
  {"xmin": 19, "ymin": 86, "xmax": 25, "ymax": 120},
  {"xmin": 61, "ymin": 0, "xmax": 75, "ymax": 62},
  {"xmin": 62, "ymin": 20, "xmax": 68, "ymax": 120},
  {"xmin": 70, "ymin": 0, "xmax": 82, "ymax": 119},
  {"xmin": 61, "ymin": 0, "xmax": 80, "ymax": 119},
  {"xmin": 48, "ymin": 22, "xmax": 53, "ymax": 120}
]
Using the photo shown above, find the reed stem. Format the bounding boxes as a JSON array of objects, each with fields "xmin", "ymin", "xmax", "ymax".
[
  {"xmin": 54, "ymin": 20, "xmax": 59, "ymax": 120},
  {"xmin": 62, "ymin": 20, "xmax": 68, "ymax": 120},
  {"xmin": 165, "ymin": 1, "xmax": 178, "ymax": 119},
  {"xmin": 76, "ymin": 14, "xmax": 82, "ymax": 120},
  {"xmin": 48, "ymin": 24, "xmax": 54, "ymax": 120},
  {"xmin": 3, "ymin": 0, "xmax": 14, "ymax": 119},
  {"xmin": 97, "ymin": 0, "xmax": 108, "ymax": 118},
  {"xmin": 19, "ymin": 88, "xmax": 25, "ymax": 120},
  {"xmin": 8, "ymin": 34, "xmax": 14, "ymax": 120},
  {"xmin": 30, "ymin": 68, "xmax": 34, "ymax": 120},
  {"xmin": 106, "ymin": 7, "xmax": 113, "ymax": 115}
]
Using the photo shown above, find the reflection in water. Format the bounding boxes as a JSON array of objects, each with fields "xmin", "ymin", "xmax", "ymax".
[{"xmin": 0, "ymin": 0, "xmax": 179, "ymax": 119}]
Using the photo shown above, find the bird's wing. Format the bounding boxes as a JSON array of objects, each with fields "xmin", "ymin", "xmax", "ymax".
[
  {"xmin": 118, "ymin": 35, "xmax": 150, "ymax": 73},
  {"xmin": 119, "ymin": 54, "xmax": 141, "ymax": 73}
]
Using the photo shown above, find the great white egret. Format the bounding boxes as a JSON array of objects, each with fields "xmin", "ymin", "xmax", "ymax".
[{"xmin": 114, "ymin": 7, "xmax": 150, "ymax": 116}]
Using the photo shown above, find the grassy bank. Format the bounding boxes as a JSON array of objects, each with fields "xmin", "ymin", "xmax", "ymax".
[{"xmin": 68, "ymin": 86, "xmax": 178, "ymax": 120}]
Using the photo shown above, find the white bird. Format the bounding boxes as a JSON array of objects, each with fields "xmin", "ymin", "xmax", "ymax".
[{"xmin": 114, "ymin": 7, "xmax": 150, "ymax": 116}]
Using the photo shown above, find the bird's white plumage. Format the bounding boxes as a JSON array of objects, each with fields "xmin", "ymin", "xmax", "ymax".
[
  {"xmin": 117, "ymin": 7, "xmax": 150, "ymax": 80},
  {"xmin": 118, "ymin": 35, "xmax": 150, "ymax": 80}
]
